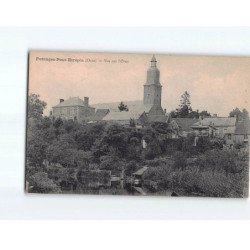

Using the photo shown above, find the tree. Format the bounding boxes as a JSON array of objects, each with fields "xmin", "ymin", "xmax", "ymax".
[
  {"xmin": 26, "ymin": 94, "xmax": 49, "ymax": 167},
  {"xmin": 53, "ymin": 117, "xmax": 63, "ymax": 128},
  {"xmin": 28, "ymin": 93, "xmax": 47, "ymax": 120},
  {"xmin": 151, "ymin": 121, "xmax": 175, "ymax": 135},
  {"xmin": 173, "ymin": 151, "xmax": 187, "ymax": 171},
  {"xmin": 129, "ymin": 118, "xmax": 136, "ymax": 127},
  {"xmin": 103, "ymin": 124, "xmax": 129, "ymax": 157},
  {"xmin": 143, "ymin": 140, "xmax": 162, "ymax": 160},
  {"xmin": 187, "ymin": 110, "xmax": 199, "ymax": 119},
  {"xmin": 46, "ymin": 137, "xmax": 77, "ymax": 168},
  {"xmin": 170, "ymin": 110, "xmax": 178, "ymax": 118},
  {"xmin": 26, "ymin": 130, "xmax": 48, "ymax": 167},
  {"xmin": 198, "ymin": 110, "xmax": 211, "ymax": 118},
  {"xmin": 28, "ymin": 172, "xmax": 61, "ymax": 193},
  {"xmin": 118, "ymin": 101, "xmax": 129, "ymax": 112},
  {"xmin": 229, "ymin": 107, "xmax": 242, "ymax": 120},
  {"xmin": 171, "ymin": 92, "xmax": 212, "ymax": 118},
  {"xmin": 99, "ymin": 155, "xmax": 124, "ymax": 175},
  {"xmin": 124, "ymin": 161, "xmax": 137, "ymax": 176},
  {"xmin": 176, "ymin": 91, "xmax": 192, "ymax": 118},
  {"xmin": 242, "ymin": 109, "xmax": 249, "ymax": 119},
  {"xmin": 75, "ymin": 130, "xmax": 95, "ymax": 151},
  {"xmin": 229, "ymin": 107, "xmax": 249, "ymax": 121}
]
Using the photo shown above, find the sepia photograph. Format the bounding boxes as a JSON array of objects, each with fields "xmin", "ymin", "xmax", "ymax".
[
  {"xmin": 26, "ymin": 51, "xmax": 250, "ymax": 197},
  {"xmin": 2, "ymin": 4, "xmax": 250, "ymax": 250}
]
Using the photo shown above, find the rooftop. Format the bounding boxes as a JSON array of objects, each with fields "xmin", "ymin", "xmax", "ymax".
[
  {"xmin": 192, "ymin": 117, "xmax": 237, "ymax": 127},
  {"xmin": 147, "ymin": 114, "xmax": 169, "ymax": 123},
  {"xmin": 53, "ymin": 97, "xmax": 88, "ymax": 108},
  {"xmin": 92, "ymin": 109, "xmax": 110, "ymax": 121},
  {"xmin": 102, "ymin": 103, "xmax": 155, "ymax": 121},
  {"xmin": 172, "ymin": 118, "xmax": 199, "ymax": 132},
  {"xmin": 102, "ymin": 109, "xmax": 143, "ymax": 121},
  {"xmin": 133, "ymin": 166, "xmax": 148, "ymax": 176}
]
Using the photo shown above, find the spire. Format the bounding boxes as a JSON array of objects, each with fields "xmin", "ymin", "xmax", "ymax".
[{"xmin": 151, "ymin": 55, "xmax": 157, "ymax": 67}]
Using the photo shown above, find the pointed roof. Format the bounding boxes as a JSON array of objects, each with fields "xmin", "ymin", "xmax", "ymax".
[
  {"xmin": 151, "ymin": 54, "xmax": 157, "ymax": 62},
  {"xmin": 172, "ymin": 118, "xmax": 199, "ymax": 132},
  {"xmin": 148, "ymin": 105, "xmax": 165, "ymax": 116}
]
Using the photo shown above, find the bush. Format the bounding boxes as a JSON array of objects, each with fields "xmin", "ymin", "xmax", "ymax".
[
  {"xmin": 143, "ymin": 161, "xmax": 173, "ymax": 191},
  {"xmin": 167, "ymin": 167, "xmax": 246, "ymax": 197},
  {"xmin": 28, "ymin": 172, "xmax": 61, "ymax": 193}
]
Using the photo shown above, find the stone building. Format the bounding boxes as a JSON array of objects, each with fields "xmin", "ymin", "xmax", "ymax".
[
  {"xmin": 103, "ymin": 55, "xmax": 167, "ymax": 124},
  {"xmin": 52, "ymin": 96, "xmax": 95, "ymax": 122},
  {"xmin": 143, "ymin": 55, "xmax": 162, "ymax": 109},
  {"xmin": 191, "ymin": 119, "xmax": 217, "ymax": 137},
  {"xmin": 191, "ymin": 117, "xmax": 237, "ymax": 144}
]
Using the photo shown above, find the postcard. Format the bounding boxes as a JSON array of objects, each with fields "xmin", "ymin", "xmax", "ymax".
[{"xmin": 26, "ymin": 51, "xmax": 250, "ymax": 197}]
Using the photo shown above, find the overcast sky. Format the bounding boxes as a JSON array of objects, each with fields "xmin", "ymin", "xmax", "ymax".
[{"xmin": 29, "ymin": 51, "xmax": 250, "ymax": 117}]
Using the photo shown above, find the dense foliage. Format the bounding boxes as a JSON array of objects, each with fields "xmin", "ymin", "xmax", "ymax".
[
  {"xmin": 26, "ymin": 94, "xmax": 249, "ymax": 197},
  {"xmin": 229, "ymin": 107, "xmax": 249, "ymax": 121}
]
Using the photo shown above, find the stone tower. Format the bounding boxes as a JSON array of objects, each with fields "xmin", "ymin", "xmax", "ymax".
[{"xmin": 143, "ymin": 55, "xmax": 162, "ymax": 108}]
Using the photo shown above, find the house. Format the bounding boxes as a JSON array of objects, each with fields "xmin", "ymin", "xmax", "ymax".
[
  {"xmin": 171, "ymin": 118, "xmax": 199, "ymax": 137},
  {"xmin": 191, "ymin": 119, "xmax": 217, "ymax": 137},
  {"xmin": 234, "ymin": 118, "xmax": 250, "ymax": 145},
  {"xmin": 52, "ymin": 96, "xmax": 95, "ymax": 122},
  {"xmin": 202, "ymin": 117, "xmax": 237, "ymax": 139},
  {"xmin": 191, "ymin": 117, "xmax": 237, "ymax": 143}
]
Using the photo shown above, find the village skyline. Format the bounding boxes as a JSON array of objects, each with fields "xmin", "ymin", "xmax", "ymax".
[{"xmin": 29, "ymin": 51, "xmax": 250, "ymax": 117}]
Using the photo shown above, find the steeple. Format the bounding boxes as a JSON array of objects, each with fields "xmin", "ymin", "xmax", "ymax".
[
  {"xmin": 143, "ymin": 55, "xmax": 162, "ymax": 107},
  {"xmin": 151, "ymin": 55, "xmax": 157, "ymax": 67},
  {"xmin": 146, "ymin": 55, "xmax": 160, "ymax": 85}
]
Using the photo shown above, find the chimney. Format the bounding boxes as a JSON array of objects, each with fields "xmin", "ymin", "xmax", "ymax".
[
  {"xmin": 60, "ymin": 99, "xmax": 64, "ymax": 103},
  {"xmin": 213, "ymin": 114, "xmax": 217, "ymax": 117},
  {"xmin": 164, "ymin": 109, "xmax": 166, "ymax": 114},
  {"xmin": 84, "ymin": 97, "xmax": 89, "ymax": 106}
]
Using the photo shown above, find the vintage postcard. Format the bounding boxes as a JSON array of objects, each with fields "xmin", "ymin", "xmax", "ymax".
[{"xmin": 26, "ymin": 51, "xmax": 250, "ymax": 197}]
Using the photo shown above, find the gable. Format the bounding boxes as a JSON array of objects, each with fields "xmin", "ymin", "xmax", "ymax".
[{"xmin": 172, "ymin": 118, "xmax": 199, "ymax": 132}]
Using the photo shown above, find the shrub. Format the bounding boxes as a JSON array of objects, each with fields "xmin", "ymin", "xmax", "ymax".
[{"xmin": 28, "ymin": 172, "xmax": 61, "ymax": 193}]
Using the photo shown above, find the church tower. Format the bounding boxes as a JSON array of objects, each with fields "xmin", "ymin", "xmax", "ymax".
[{"xmin": 143, "ymin": 55, "xmax": 162, "ymax": 108}]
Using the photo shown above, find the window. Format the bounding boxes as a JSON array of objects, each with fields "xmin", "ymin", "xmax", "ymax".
[{"xmin": 228, "ymin": 134, "xmax": 231, "ymax": 140}]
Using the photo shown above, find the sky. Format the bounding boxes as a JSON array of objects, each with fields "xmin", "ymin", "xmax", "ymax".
[{"xmin": 29, "ymin": 51, "xmax": 250, "ymax": 116}]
